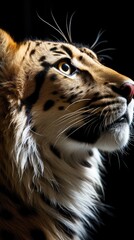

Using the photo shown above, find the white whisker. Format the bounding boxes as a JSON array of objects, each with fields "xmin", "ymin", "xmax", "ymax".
[
  {"xmin": 90, "ymin": 29, "xmax": 106, "ymax": 50},
  {"xmin": 36, "ymin": 11, "xmax": 68, "ymax": 42},
  {"xmin": 97, "ymin": 47, "xmax": 116, "ymax": 54},
  {"xmin": 66, "ymin": 11, "xmax": 76, "ymax": 43}
]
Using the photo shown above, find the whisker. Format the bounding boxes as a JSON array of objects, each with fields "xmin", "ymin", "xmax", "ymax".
[
  {"xmin": 54, "ymin": 106, "xmax": 100, "ymax": 126},
  {"xmin": 65, "ymin": 98, "xmax": 91, "ymax": 110},
  {"xmin": 46, "ymin": 106, "xmax": 97, "ymax": 131},
  {"xmin": 55, "ymin": 111, "xmax": 100, "ymax": 145},
  {"xmin": 68, "ymin": 11, "xmax": 76, "ymax": 43},
  {"xmin": 90, "ymin": 29, "xmax": 106, "ymax": 50},
  {"xmin": 36, "ymin": 11, "xmax": 68, "ymax": 42},
  {"xmin": 99, "ymin": 54, "xmax": 113, "ymax": 61},
  {"xmin": 50, "ymin": 11, "xmax": 69, "ymax": 42},
  {"xmin": 63, "ymin": 116, "xmax": 98, "ymax": 142},
  {"xmin": 97, "ymin": 47, "xmax": 116, "ymax": 54},
  {"xmin": 54, "ymin": 117, "xmax": 83, "ymax": 145},
  {"xmin": 91, "ymin": 40, "xmax": 108, "ymax": 49}
]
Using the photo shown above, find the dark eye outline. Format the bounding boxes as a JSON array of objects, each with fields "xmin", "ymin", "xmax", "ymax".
[{"xmin": 53, "ymin": 58, "xmax": 78, "ymax": 76}]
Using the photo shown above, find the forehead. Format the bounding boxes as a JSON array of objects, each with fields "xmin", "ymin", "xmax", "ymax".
[
  {"xmin": 18, "ymin": 40, "xmax": 98, "ymax": 67},
  {"xmin": 44, "ymin": 41, "xmax": 97, "ymax": 59}
]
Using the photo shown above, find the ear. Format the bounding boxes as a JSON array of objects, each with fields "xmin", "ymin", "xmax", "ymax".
[{"xmin": 0, "ymin": 29, "xmax": 16, "ymax": 60}]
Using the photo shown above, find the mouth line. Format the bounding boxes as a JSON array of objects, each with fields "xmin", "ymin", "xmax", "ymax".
[
  {"xmin": 106, "ymin": 113, "xmax": 129, "ymax": 129},
  {"xmin": 66, "ymin": 113, "xmax": 129, "ymax": 144}
]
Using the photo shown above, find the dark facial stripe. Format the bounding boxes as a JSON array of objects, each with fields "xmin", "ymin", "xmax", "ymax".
[
  {"xmin": 61, "ymin": 45, "xmax": 73, "ymax": 58},
  {"xmin": 22, "ymin": 70, "xmax": 47, "ymax": 109}
]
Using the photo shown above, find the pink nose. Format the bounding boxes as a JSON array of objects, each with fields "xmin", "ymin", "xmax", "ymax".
[{"xmin": 120, "ymin": 82, "xmax": 134, "ymax": 103}]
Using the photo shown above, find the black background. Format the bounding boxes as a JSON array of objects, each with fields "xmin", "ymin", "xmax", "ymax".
[{"xmin": 0, "ymin": 1, "xmax": 134, "ymax": 239}]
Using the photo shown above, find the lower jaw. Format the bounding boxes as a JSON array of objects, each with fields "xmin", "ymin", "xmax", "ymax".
[
  {"xmin": 95, "ymin": 123, "xmax": 130, "ymax": 152},
  {"xmin": 66, "ymin": 123, "xmax": 130, "ymax": 151}
]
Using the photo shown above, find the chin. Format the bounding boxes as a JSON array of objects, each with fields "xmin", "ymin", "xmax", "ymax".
[{"xmin": 95, "ymin": 123, "xmax": 130, "ymax": 152}]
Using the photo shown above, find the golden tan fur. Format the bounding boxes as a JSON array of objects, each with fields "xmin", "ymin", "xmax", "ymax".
[{"xmin": 0, "ymin": 29, "xmax": 134, "ymax": 240}]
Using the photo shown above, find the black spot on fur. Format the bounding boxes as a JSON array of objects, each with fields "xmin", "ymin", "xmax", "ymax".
[
  {"xmin": 60, "ymin": 95, "xmax": 66, "ymax": 99},
  {"xmin": 81, "ymin": 70, "xmax": 94, "ymax": 84},
  {"xmin": 88, "ymin": 150, "xmax": 93, "ymax": 156},
  {"xmin": 50, "ymin": 144, "xmax": 61, "ymax": 159},
  {"xmin": 30, "ymin": 49, "xmax": 36, "ymax": 56},
  {"xmin": 30, "ymin": 229, "xmax": 47, "ymax": 240},
  {"xmin": 41, "ymin": 61, "xmax": 51, "ymax": 69},
  {"xmin": 0, "ymin": 209, "xmax": 14, "ymax": 220},
  {"xmin": 0, "ymin": 230, "xmax": 15, "ymax": 240},
  {"xmin": 66, "ymin": 94, "xmax": 77, "ymax": 103},
  {"xmin": 81, "ymin": 160, "xmax": 92, "ymax": 168},
  {"xmin": 49, "ymin": 74, "xmax": 57, "ymax": 81},
  {"xmin": 50, "ymin": 47, "xmax": 57, "ymax": 51},
  {"xmin": 58, "ymin": 106, "xmax": 64, "ymax": 110},
  {"xmin": 44, "ymin": 100, "xmax": 55, "ymax": 111},
  {"xmin": 36, "ymin": 42, "xmax": 41, "ymax": 46},
  {"xmin": 79, "ymin": 56, "xmax": 83, "ymax": 61},
  {"xmin": 52, "ymin": 90, "xmax": 58, "ymax": 95},
  {"xmin": 39, "ymin": 56, "xmax": 46, "ymax": 62}
]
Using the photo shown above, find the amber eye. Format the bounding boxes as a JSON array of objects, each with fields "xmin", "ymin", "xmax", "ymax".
[
  {"xmin": 56, "ymin": 59, "xmax": 77, "ymax": 76},
  {"xmin": 58, "ymin": 61, "xmax": 72, "ymax": 75}
]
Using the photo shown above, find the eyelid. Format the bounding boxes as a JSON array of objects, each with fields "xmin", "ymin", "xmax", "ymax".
[
  {"xmin": 53, "ymin": 57, "xmax": 72, "ymax": 68},
  {"xmin": 53, "ymin": 58, "xmax": 79, "ymax": 75}
]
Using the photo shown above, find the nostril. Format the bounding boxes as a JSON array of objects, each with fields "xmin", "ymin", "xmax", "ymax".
[{"xmin": 120, "ymin": 82, "xmax": 134, "ymax": 103}]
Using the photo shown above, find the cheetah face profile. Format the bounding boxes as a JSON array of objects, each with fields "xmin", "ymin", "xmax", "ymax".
[
  {"xmin": 21, "ymin": 43, "xmax": 134, "ymax": 153},
  {"xmin": 0, "ymin": 29, "xmax": 134, "ymax": 155}
]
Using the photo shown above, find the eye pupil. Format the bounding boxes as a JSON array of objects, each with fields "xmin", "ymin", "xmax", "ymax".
[
  {"xmin": 61, "ymin": 63, "xmax": 69, "ymax": 72},
  {"xmin": 57, "ymin": 60, "xmax": 76, "ymax": 75}
]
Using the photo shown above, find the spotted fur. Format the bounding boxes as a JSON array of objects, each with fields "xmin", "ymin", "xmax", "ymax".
[{"xmin": 0, "ymin": 28, "xmax": 134, "ymax": 240}]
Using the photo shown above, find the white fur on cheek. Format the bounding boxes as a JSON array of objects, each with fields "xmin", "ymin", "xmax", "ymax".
[
  {"xmin": 95, "ymin": 123, "xmax": 130, "ymax": 152},
  {"xmin": 95, "ymin": 99, "xmax": 134, "ymax": 152}
]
